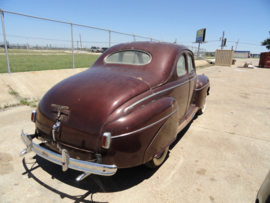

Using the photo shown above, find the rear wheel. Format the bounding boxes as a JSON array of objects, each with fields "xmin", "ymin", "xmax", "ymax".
[
  {"xmin": 145, "ymin": 147, "xmax": 169, "ymax": 168},
  {"xmin": 197, "ymin": 96, "xmax": 206, "ymax": 115}
]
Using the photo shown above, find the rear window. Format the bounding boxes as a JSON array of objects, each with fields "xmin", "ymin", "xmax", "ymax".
[{"xmin": 105, "ymin": 50, "xmax": 151, "ymax": 65}]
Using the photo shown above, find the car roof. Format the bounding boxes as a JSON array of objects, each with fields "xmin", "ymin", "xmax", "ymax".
[{"xmin": 90, "ymin": 41, "xmax": 191, "ymax": 88}]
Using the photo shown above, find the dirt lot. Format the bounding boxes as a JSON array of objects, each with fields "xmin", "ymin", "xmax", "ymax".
[{"xmin": 0, "ymin": 59, "xmax": 269, "ymax": 203}]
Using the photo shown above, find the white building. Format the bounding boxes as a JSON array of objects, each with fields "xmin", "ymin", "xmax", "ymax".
[{"xmin": 233, "ymin": 51, "xmax": 250, "ymax": 58}]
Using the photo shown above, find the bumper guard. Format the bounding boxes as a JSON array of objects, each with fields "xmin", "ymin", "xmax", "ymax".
[{"xmin": 20, "ymin": 130, "xmax": 117, "ymax": 181}]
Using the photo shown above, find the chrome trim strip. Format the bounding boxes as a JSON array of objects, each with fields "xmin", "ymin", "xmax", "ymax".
[
  {"xmin": 21, "ymin": 130, "xmax": 117, "ymax": 176},
  {"xmin": 112, "ymin": 107, "xmax": 179, "ymax": 139},
  {"xmin": 195, "ymin": 83, "xmax": 209, "ymax": 91},
  {"xmin": 124, "ymin": 80, "xmax": 189, "ymax": 112},
  {"xmin": 189, "ymin": 76, "xmax": 197, "ymax": 81}
]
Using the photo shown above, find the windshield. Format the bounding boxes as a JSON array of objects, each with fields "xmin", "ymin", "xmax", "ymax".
[{"xmin": 105, "ymin": 50, "xmax": 151, "ymax": 65}]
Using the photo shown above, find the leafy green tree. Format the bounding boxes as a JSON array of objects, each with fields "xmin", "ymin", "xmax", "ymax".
[{"xmin": 261, "ymin": 38, "xmax": 270, "ymax": 50}]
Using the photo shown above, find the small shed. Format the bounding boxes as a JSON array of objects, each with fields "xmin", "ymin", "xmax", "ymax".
[
  {"xmin": 234, "ymin": 51, "xmax": 250, "ymax": 58},
  {"xmin": 215, "ymin": 49, "xmax": 234, "ymax": 67}
]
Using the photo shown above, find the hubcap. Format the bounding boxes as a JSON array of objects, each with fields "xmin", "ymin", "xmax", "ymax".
[
  {"xmin": 156, "ymin": 151, "xmax": 164, "ymax": 159},
  {"xmin": 202, "ymin": 98, "xmax": 206, "ymax": 112}
]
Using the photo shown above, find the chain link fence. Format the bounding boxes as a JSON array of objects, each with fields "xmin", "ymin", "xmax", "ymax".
[
  {"xmin": 0, "ymin": 9, "xmax": 206, "ymax": 74},
  {"xmin": 183, "ymin": 45, "xmax": 206, "ymax": 60}
]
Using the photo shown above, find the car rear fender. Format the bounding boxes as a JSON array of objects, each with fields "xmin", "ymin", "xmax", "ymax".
[
  {"xmin": 101, "ymin": 97, "xmax": 179, "ymax": 168},
  {"xmin": 143, "ymin": 103, "xmax": 179, "ymax": 164}
]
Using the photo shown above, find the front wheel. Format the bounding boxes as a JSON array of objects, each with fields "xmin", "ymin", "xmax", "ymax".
[
  {"xmin": 145, "ymin": 147, "xmax": 169, "ymax": 168},
  {"xmin": 197, "ymin": 96, "xmax": 206, "ymax": 115}
]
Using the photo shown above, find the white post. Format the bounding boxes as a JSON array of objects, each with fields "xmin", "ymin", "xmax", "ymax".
[
  {"xmin": 235, "ymin": 39, "xmax": 239, "ymax": 51},
  {"xmin": 197, "ymin": 42, "xmax": 201, "ymax": 59},
  {"xmin": 0, "ymin": 8, "xmax": 10, "ymax": 74},
  {"xmin": 67, "ymin": 18, "xmax": 74, "ymax": 69}
]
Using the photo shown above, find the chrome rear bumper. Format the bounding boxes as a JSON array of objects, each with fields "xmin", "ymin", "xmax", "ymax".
[{"xmin": 20, "ymin": 130, "xmax": 117, "ymax": 181}]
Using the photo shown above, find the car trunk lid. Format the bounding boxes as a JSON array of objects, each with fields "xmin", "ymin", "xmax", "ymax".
[{"xmin": 36, "ymin": 68, "xmax": 150, "ymax": 152}]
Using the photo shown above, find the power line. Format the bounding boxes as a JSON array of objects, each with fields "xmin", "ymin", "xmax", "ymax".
[
  {"xmin": 207, "ymin": 40, "xmax": 220, "ymax": 42},
  {"xmin": 227, "ymin": 40, "xmax": 261, "ymax": 46}
]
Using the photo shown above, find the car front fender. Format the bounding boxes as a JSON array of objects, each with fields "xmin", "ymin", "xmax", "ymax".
[{"xmin": 194, "ymin": 75, "xmax": 210, "ymax": 108}]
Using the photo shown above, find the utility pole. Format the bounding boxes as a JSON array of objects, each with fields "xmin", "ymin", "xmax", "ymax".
[
  {"xmin": 131, "ymin": 32, "xmax": 136, "ymax": 41},
  {"xmin": 160, "ymin": 34, "xmax": 163, "ymax": 42},
  {"xmin": 235, "ymin": 39, "xmax": 239, "ymax": 51},
  {"xmin": 106, "ymin": 27, "xmax": 111, "ymax": 47},
  {"xmin": 79, "ymin": 34, "xmax": 82, "ymax": 51},
  {"xmin": 77, "ymin": 41, "xmax": 78, "ymax": 50},
  {"xmin": 221, "ymin": 31, "xmax": 225, "ymax": 49}
]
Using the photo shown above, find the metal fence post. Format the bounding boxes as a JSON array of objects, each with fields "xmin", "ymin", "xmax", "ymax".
[
  {"xmin": 0, "ymin": 8, "xmax": 11, "ymax": 74},
  {"xmin": 67, "ymin": 18, "xmax": 74, "ymax": 69}
]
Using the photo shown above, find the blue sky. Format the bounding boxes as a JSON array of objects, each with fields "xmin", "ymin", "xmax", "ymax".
[{"xmin": 0, "ymin": 0, "xmax": 269, "ymax": 53}]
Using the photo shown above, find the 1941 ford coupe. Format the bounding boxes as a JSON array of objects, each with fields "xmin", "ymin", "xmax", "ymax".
[{"xmin": 20, "ymin": 42, "xmax": 210, "ymax": 181}]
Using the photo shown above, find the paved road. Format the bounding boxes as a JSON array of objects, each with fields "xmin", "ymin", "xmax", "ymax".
[{"xmin": 0, "ymin": 59, "xmax": 269, "ymax": 203}]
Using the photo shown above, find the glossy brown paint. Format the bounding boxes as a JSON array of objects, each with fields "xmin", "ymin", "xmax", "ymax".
[
  {"xmin": 143, "ymin": 107, "xmax": 179, "ymax": 163},
  {"xmin": 101, "ymin": 97, "xmax": 178, "ymax": 167},
  {"xmin": 37, "ymin": 68, "xmax": 150, "ymax": 152},
  {"xmin": 194, "ymin": 75, "xmax": 210, "ymax": 108},
  {"xmin": 34, "ymin": 41, "xmax": 210, "ymax": 168}
]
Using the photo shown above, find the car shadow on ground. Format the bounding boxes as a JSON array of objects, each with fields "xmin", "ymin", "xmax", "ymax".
[{"xmin": 21, "ymin": 119, "xmax": 194, "ymax": 202}]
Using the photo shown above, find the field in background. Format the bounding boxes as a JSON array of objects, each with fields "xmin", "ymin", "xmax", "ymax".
[{"xmin": 0, "ymin": 48, "xmax": 100, "ymax": 73}]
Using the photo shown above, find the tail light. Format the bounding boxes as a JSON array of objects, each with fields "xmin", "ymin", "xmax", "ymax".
[
  {"xmin": 31, "ymin": 110, "xmax": 37, "ymax": 123},
  {"xmin": 102, "ymin": 132, "xmax": 111, "ymax": 149}
]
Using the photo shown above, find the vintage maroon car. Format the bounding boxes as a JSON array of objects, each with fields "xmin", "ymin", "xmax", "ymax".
[{"xmin": 20, "ymin": 41, "xmax": 210, "ymax": 181}]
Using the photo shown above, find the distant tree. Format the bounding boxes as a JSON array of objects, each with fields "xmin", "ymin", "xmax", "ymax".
[{"xmin": 261, "ymin": 37, "xmax": 270, "ymax": 50}]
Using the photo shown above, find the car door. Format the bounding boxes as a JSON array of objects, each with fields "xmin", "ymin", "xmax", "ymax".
[
  {"xmin": 174, "ymin": 53, "xmax": 190, "ymax": 120},
  {"xmin": 185, "ymin": 53, "xmax": 197, "ymax": 115}
]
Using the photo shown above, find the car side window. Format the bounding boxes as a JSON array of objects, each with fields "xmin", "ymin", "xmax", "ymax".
[
  {"xmin": 187, "ymin": 55, "xmax": 194, "ymax": 73},
  {"xmin": 176, "ymin": 55, "xmax": 186, "ymax": 76}
]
